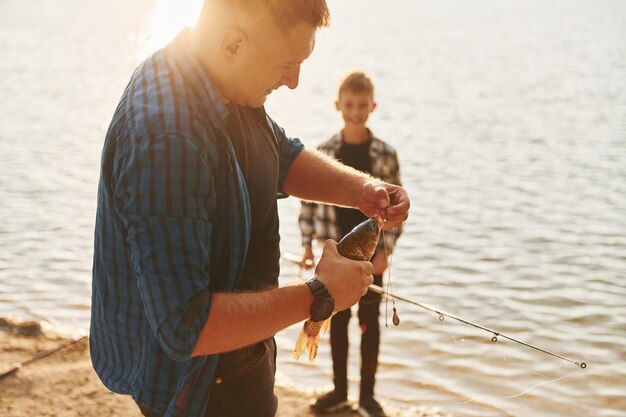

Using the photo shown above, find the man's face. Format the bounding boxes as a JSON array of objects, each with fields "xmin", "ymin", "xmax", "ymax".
[
  {"xmin": 231, "ymin": 22, "xmax": 317, "ymax": 108},
  {"xmin": 335, "ymin": 91, "xmax": 377, "ymax": 128}
]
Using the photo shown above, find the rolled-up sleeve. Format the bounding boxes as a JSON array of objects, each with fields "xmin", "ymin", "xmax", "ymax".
[
  {"xmin": 113, "ymin": 132, "xmax": 216, "ymax": 361},
  {"xmin": 266, "ymin": 116, "xmax": 305, "ymax": 197}
]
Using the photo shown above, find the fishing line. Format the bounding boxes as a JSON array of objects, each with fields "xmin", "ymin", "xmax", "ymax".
[
  {"xmin": 380, "ymin": 228, "xmax": 400, "ymax": 328},
  {"xmin": 457, "ymin": 365, "xmax": 582, "ymax": 404},
  {"xmin": 502, "ymin": 355, "xmax": 526, "ymax": 367},
  {"xmin": 500, "ymin": 368, "xmax": 582, "ymax": 399},
  {"xmin": 437, "ymin": 315, "xmax": 474, "ymax": 346},
  {"xmin": 435, "ymin": 313, "xmax": 541, "ymax": 374},
  {"xmin": 430, "ymin": 316, "xmax": 583, "ymax": 403}
]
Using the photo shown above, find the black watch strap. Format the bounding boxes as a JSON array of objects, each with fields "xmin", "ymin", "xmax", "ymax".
[
  {"xmin": 305, "ymin": 277, "xmax": 330, "ymax": 298},
  {"xmin": 305, "ymin": 277, "xmax": 335, "ymax": 321}
]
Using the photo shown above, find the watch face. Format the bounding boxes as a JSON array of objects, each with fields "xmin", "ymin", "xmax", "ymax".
[{"xmin": 312, "ymin": 298, "xmax": 335, "ymax": 322}]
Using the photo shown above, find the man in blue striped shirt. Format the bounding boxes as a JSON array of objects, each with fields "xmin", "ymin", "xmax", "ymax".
[{"xmin": 91, "ymin": 1, "xmax": 410, "ymax": 416}]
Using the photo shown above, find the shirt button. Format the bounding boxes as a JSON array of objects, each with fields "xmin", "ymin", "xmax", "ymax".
[{"xmin": 215, "ymin": 377, "xmax": 222, "ymax": 384}]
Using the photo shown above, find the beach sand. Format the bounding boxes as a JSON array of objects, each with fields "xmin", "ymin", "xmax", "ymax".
[{"xmin": 0, "ymin": 318, "xmax": 452, "ymax": 417}]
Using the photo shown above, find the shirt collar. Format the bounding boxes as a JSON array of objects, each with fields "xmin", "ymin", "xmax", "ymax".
[
  {"xmin": 337, "ymin": 128, "xmax": 375, "ymax": 146},
  {"xmin": 168, "ymin": 28, "xmax": 229, "ymax": 129}
]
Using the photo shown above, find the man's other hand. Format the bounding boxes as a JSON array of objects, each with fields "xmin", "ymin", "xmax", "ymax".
[{"xmin": 357, "ymin": 180, "xmax": 410, "ymax": 230}]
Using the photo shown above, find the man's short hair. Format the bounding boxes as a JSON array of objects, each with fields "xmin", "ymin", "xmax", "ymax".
[
  {"xmin": 219, "ymin": 0, "xmax": 330, "ymax": 30},
  {"xmin": 270, "ymin": 0, "xmax": 330, "ymax": 29},
  {"xmin": 338, "ymin": 71, "xmax": 374, "ymax": 98}
]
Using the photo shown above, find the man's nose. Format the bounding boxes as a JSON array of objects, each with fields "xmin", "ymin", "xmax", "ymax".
[{"xmin": 282, "ymin": 65, "xmax": 301, "ymax": 90}]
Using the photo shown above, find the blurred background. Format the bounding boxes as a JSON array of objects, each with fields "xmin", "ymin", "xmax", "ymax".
[{"xmin": 1, "ymin": 0, "xmax": 625, "ymax": 416}]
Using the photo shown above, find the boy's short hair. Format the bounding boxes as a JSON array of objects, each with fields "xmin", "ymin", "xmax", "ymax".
[{"xmin": 338, "ymin": 71, "xmax": 374, "ymax": 99}]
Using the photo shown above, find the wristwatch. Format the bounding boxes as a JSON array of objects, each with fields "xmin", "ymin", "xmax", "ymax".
[{"xmin": 305, "ymin": 277, "xmax": 335, "ymax": 322}]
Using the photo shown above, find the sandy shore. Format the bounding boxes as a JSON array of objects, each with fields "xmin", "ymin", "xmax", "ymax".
[{"xmin": 0, "ymin": 318, "xmax": 452, "ymax": 417}]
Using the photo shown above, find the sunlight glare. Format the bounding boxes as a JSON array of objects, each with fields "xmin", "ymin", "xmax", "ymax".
[{"xmin": 140, "ymin": 0, "xmax": 203, "ymax": 58}]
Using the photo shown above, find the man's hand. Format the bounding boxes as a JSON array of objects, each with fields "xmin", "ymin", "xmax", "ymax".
[
  {"xmin": 315, "ymin": 240, "xmax": 373, "ymax": 311},
  {"xmin": 357, "ymin": 180, "xmax": 410, "ymax": 230},
  {"xmin": 300, "ymin": 246, "xmax": 315, "ymax": 270}
]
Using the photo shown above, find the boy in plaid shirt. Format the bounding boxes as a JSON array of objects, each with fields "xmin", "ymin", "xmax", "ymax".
[{"xmin": 299, "ymin": 71, "xmax": 402, "ymax": 417}]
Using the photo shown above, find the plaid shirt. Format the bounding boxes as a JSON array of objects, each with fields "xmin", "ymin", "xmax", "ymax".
[
  {"xmin": 91, "ymin": 29, "xmax": 303, "ymax": 417},
  {"xmin": 299, "ymin": 132, "xmax": 402, "ymax": 253}
]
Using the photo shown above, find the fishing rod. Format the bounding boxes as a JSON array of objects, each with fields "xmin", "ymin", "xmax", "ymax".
[
  {"xmin": 368, "ymin": 284, "xmax": 587, "ymax": 369},
  {"xmin": 281, "ymin": 253, "xmax": 586, "ymax": 369},
  {"xmin": 282, "ymin": 252, "xmax": 312, "ymax": 269},
  {"xmin": 0, "ymin": 335, "xmax": 88, "ymax": 380}
]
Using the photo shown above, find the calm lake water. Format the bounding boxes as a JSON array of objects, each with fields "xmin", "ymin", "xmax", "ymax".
[{"xmin": 1, "ymin": 1, "xmax": 625, "ymax": 416}]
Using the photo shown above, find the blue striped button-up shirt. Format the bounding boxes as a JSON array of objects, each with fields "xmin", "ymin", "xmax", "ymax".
[{"xmin": 90, "ymin": 29, "xmax": 304, "ymax": 416}]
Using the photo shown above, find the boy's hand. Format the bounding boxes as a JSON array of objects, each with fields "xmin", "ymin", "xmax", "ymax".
[
  {"xmin": 300, "ymin": 246, "xmax": 315, "ymax": 270},
  {"xmin": 371, "ymin": 250, "xmax": 388, "ymax": 275},
  {"xmin": 357, "ymin": 180, "xmax": 410, "ymax": 230},
  {"xmin": 315, "ymin": 240, "xmax": 373, "ymax": 311}
]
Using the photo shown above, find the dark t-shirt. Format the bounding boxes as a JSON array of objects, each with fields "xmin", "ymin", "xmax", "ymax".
[
  {"xmin": 225, "ymin": 104, "xmax": 280, "ymax": 291},
  {"xmin": 335, "ymin": 140, "xmax": 372, "ymax": 239}
]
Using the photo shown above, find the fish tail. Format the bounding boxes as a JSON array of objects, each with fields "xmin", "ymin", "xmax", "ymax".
[
  {"xmin": 293, "ymin": 318, "xmax": 332, "ymax": 362},
  {"xmin": 293, "ymin": 323, "xmax": 310, "ymax": 360},
  {"xmin": 321, "ymin": 314, "xmax": 333, "ymax": 334}
]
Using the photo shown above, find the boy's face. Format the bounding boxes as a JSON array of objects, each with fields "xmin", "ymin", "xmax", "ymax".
[{"xmin": 335, "ymin": 91, "xmax": 377, "ymax": 129}]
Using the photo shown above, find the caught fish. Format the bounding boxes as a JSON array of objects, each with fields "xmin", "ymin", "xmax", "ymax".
[{"xmin": 294, "ymin": 215, "xmax": 383, "ymax": 362}]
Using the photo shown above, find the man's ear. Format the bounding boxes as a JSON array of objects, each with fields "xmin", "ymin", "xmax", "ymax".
[
  {"xmin": 371, "ymin": 101, "xmax": 378, "ymax": 113},
  {"xmin": 221, "ymin": 29, "xmax": 246, "ymax": 63},
  {"xmin": 335, "ymin": 100, "xmax": 340, "ymax": 111}
]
